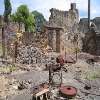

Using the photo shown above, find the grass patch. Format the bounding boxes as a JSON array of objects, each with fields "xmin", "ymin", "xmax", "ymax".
[
  {"xmin": 0, "ymin": 43, "xmax": 2, "ymax": 56},
  {"xmin": 85, "ymin": 70, "xmax": 100, "ymax": 80},
  {"xmin": 0, "ymin": 64, "xmax": 18, "ymax": 73},
  {"xmin": 9, "ymin": 64, "xmax": 17, "ymax": 72}
]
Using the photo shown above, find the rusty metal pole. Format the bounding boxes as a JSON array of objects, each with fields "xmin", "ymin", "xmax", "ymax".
[
  {"xmin": 2, "ymin": 27, "xmax": 5, "ymax": 61},
  {"xmin": 88, "ymin": 0, "xmax": 90, "ymax": 30},
  {"xmin": 49, "ymin": 65, "xmax": 52, "ymax": 85},
  {"xmin": 14, "ymin": 41, "xmax": 18, "ymax": 63}
]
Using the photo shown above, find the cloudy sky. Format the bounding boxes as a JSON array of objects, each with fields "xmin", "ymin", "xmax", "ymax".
[{"xmin": 0, "ymin": 0, "xmax": 100, "ymax": 20}]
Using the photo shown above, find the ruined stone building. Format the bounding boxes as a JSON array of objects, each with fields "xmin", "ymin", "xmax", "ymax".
[
  {"xmin": 45, "ymin": 3, "xmax": 100, "ymax": 55},
  {"xmin": 0, "ymin": 16, "xmax": 25, "ymax": 56},
  {"xmin": 0, "ymin": 16, "xmax": 25, "ymax": 42},
  {"xmin": 45, "ymin": 3, "xmax": 81, "ymax": 54},
  {"xmin": 49, "ymin": 3, "xmax": 79, "ymax": 32},
  {"xmin": 79, "ymin": 17, "xmax": 100, "ymax": 55}
]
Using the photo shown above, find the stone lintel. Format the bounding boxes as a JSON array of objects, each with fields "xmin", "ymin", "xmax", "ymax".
[{"xmin": 44, "ymin": 25, "xmax": 63, "ymax": 30}]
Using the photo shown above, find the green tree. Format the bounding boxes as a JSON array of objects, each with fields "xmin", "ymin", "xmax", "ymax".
[
  {"xmin": 11, "ymin": 5, "xmax": 35, "ymax": 32},
  {"xmin": 11, "ymin": 14, "xmax": 17, "ymax": 22},
  {"xmin": 4, "ymin": 0, "xmax": 12, "ymax": 24},
  {"xmin": 11, "ymin": 13, "xmax": 23, "ymax": 31},
  {"xmin": 16, "ymin": 5, "xmax": 29, "ymax": 32},
  {"xmin": 32, "ymin": 11, "xmax": 46, "ymax": 32},
  {"xmin": 25, "ymin": 13, "xmax": 35, "ymax": 32}
]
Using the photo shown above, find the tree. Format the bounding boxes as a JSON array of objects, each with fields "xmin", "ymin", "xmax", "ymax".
[
  {"xmin": 32, "ymin": 11, "xmax": 46, "ymax": 32},
  {"xmin": 2, "ymin": 0, "xmax": 11, "ymax": 61},
  {"xmin": 11, "ymin": 5, "xmax": 35, "ymax": 32},
  {"xmin": 4, "ymin": 0, "xmax": 12, "ymax": 24},
  {"xmin": 16, "ymin": 5, "xmax": 29, "ymax": 32},
  {"xmin": 11, "ymin": 13, "xmax": 23, "ymax": 31},
  {"xmin": 25, "ymin": 13, "xmax": 35, "ymax": 32}
]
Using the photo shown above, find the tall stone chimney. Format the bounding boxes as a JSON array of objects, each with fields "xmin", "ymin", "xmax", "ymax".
[{"xmin": 71, "ymin": 3, "xmax": 76, "ymax": 10}]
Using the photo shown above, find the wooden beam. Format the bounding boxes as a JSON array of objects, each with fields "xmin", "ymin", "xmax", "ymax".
[{"xmin": 33, "ymin": 88, "xmax": 49, "ymax": 97}]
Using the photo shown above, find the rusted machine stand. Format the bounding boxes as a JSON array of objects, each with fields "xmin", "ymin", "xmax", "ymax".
[{"xmin": 49, "ymin": 55, "xmax": 64, "ymax": 86}]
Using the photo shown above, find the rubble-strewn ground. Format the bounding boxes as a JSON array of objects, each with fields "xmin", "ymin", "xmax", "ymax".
[
  {"xmin": 0, "ymin": 51, "xmax": 100, "ymax": 100},
  {"xmin": 63, "ymin": 60, "xmax": 100, "ymax": 100}
]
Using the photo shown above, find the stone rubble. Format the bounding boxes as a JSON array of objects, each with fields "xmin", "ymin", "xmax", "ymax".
[
  {"xmin": 17, "ymin": 45, "xmax": 43, "ymax": 64},
  {"xmin": 0, "ymin": 76, "xmax": 19, "ymax": 98},
  {"xmin": 17, "ymin": 45, "xmax": 57, "ymax": 65},
  {"xmin": 1, "ymin": 44, "xmax": 100, "ymax": 100},
  {"xmin": 0, "ymin": 58, "xmax": 100, "ymax": 100}
]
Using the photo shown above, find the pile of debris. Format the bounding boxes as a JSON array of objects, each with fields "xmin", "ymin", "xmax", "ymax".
[
  {"xmin": 17, "ymin": 45, "xmax": 57, "ymax": 65},
  {"xmin": 17, "ymin": 45, "xmax": 44, "ymax": 64},
  {"xmin": 0, "ymin": 76, "xmax": 19, "ymax": 99}
]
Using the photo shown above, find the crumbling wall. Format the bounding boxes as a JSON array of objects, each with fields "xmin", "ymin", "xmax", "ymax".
[
  {"xmin": 49, "ymin": 3, "xmax": 79, "ymax": 33},
  {"xmin": 45, "ymin": 3, "xmax": 79, "ymax": 53},
  {"xmin": 47, "ymin": 3, "xmax": 81, "ymax": 54},
  {"xmin": 92, "ymin": 17, "xmax": 100, "ymax": 33},
  {"xmin": 16, "ymin": 45, "xmax": 57, "ymax": 65},
  {"xmin": 21, "ymin": 32, "xmax": 34, "ymax": 45},
  {"xmin": 79, "ymin": 17, "xmax": 100, "ymax": 55}
]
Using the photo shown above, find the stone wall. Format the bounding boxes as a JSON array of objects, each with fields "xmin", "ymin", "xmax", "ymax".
[
  {"xmin": 16, "ymin": 45, "xmax": 57, "ymax": 65},
  {"xmin": 46, "ymin": 4, "xmax": 100, "ymax": 55},
  {"xmin": 45, "ymin": 26, "xmax": 64, "ymax": 53},
  {"xmin": 46, "ymin": 3, "xmax": 80, "ymax": 54},
  {"xmin": 49, "ymin": 3, "xmax": 79, "ymax": 33},
  {"xmin": 79, "ymin": 17, "xmax": 100, "ymax": 55},
  {"xmin": 21, "ymin": 32, "xmax": 34, "ymax": 45},
  {"xmin": 0, "ymin": 15, "xmax": 25, "ymax": 41},
  {"xmin": 92, "ymin": 17, "xmax": 100, "ymax": 33},
  {"xmin": 0, "ymin": 18, "xmax": 25, "ymax": 43},
  {"xmin": 79, "ymin": 17, "xmax": 100, "ymax": 35}
]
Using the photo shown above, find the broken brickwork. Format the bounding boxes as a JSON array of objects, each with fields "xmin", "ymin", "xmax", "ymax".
[{"xmin": 45, "ymin": 3, "xmax": 80, "ymax": 54}]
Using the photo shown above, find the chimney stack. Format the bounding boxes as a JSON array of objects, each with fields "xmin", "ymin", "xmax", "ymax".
[{"xmin": 71, "ymin": 3, "xmax": 76, "ymax": 10}]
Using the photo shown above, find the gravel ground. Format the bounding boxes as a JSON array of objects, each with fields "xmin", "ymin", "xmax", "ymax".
[
  {"xmin": 7, "ymin": 70, "xmax": 49, "ymax": 86},
  {"xmin": 1, "ymin": 59, "xmax": 100, "ymax": 100}
]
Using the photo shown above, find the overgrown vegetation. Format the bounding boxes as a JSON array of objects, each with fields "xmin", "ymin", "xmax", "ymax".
[
  {"xmin": 4, "ymin": 0, "xmax": 12, "ymax": 24},
  {"xmin": 85, "ymin": 69, "xmax": 100, "ymax": 80},
  {"xmin": 0, "ymin": 64, "xmax": 18, "ymax": 73},
  {"xmin": 11, "ymin": 5, "xmax": 35, "ymax": 32},
  {"xmin": 32, "ymin": 11, "xmax": 46, "ymax": 32},
  {"xmin": 11, "ymin": 5, "xmax": 46, "ymax": 33}
]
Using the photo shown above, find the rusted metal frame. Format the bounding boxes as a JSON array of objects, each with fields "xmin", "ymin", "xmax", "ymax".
[{"xmin": 49, "ymin": 64, "xmax": 63, "ymax": 86}]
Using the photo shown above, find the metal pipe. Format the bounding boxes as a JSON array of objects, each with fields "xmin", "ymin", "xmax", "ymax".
[
  {"xmin": 88, "ymin": 0, "xmax": 90, "ymax": 29},
  {"xmin": 2, "ymin": 27, "xmax": 5, "ymax": 60}
]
